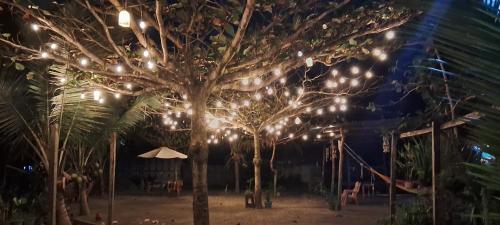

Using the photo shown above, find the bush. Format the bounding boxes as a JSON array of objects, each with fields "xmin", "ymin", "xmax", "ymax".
[{"xmin": 377, "ymin": 200, "xmax": 432, "ymax": 225}]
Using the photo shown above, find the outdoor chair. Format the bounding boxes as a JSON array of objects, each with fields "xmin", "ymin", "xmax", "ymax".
[
  {"xmin": 341, "ymin": 181, "xmax": 361, "ymax": 206},
  {"xmin": 167, "ymin": 180, "xmax": 183, "ymax": 196}
]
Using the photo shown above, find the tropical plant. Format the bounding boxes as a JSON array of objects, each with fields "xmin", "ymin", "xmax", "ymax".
[{"xmin": 398, "ymin": 137, "xmax": 432, "ymax": 185}]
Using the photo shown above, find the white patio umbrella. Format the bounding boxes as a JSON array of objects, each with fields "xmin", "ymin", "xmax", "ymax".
[{"xmin": 138, "ymin": 147, "xmax": 187, "ymax": 180}]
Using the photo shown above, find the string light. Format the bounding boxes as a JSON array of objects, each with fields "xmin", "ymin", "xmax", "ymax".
[
  {"xmin": 385, "ymin": 30, "xmax": 396, "ymax": 40},
  {"xmin": 341, "ymin": 97, "xmax": 347, "ymax": 104},
  {"xmin": 340, "ymin": 104, "xmax": 348, "ymax": 111},
  {"xmin": 182, "ymin": 94, "xmax": 188, "ymax": 100},
  {"xmin": 31, "ymin": 23, "xmax": 40, "ymax": 31},
  {"xmin": 305, "ymin": 57, "xmax": 313, "ymax": 67},
  {"xmin": 297, "ymin": 87, "xmax": 304, "ymax": 95},
  {"xmin": 297, "ymin": 51, "xmax": 303, "ymax": 57},
  {"xmin": 331, "ymin": 69, "xmax": 339, "ymax": 77},
  {"xmin": 49, "ymin": 43, "xmax": 58, "ymax": 50},
  {"xmin": 289, "ymin": 133, "xmax": 295, "ymax": 138},
  {"xmin": 41, "ymin": 51, "xmax": 49, "ymax": 58},
  {"xmin": 316, "ymin": 134, "xmax": 322, "ymax": 139},
  {"xmin": 253, "ymin": 77, "xmax": 262, "ymax": 85},
  {"xmin": 350, "ymin": 66, "xmax": 360, "ymax": 74},
  {"xmin": 334, "ymin": 97, "xmax": 341, "ymax": 103},
  {"xmin": 350, "ymin": 79, "xmax": 359, "ymax": 87},
  {"xmin": 339, "ymin": 76, "xmax": 347, "ymax": 84},
  {"xmin": 139, "ymin": 20, "xmax": 147, "ymax": 29},
  {"xmin": 306, "ymin": 107, "xmax": 312, "ymax": 113},
  {"xmin": 273, "ymin": 67, "xmax": 282, "ymax": 76},
  {"xmin": 326, "ymin": 80, "xmax": 337, "ymax": 89},
  {"xmin": 114, "ymin": 93, "xmax": 121, "ymax": 99},
  {"xmin": 329, "ymin": 105, "xmax": 337, "ymax": 112},
  {"xmin": 125, "ymin": 83, "xmax": 132, "ymax": 90},
  {"xmin": 329, "ymin": 132, "xmax": 335, "ymax": 137},
  {"xmin": 93, "ymin": 90, "xmax": 101, "ymax": 101},
  {"xmin": 365, "ymin": 71, "xmax": 374, "ymax": 78},
  {"xmin": 294, "ymin": 117, "xmax": 302, "ymax": 125},
  {"xmin": 379, "ymin": 53, "xmax": 388, "ymax": 61},
  {"xmin": 279, "ymin": 78, "xmax": 286, "ymax": 84},
  {"xmin": 79, "ymin": 58, "xmax": 89, "ymax": 66},
  {"xmin": 187, "ymin": 108, "xmax": 193, "ymax": 115},
  {"xmin": 254, "ymin": 92, "xmax": 262, "ymax": 101},
  {"xmin": 115, "ymin": 65, "xmax": 124, "ymax": 73},
  {"xmin": 322, "ymin": 24, "xmax": 328, "ymax": 29},
  {"xmin": 266, "ymin": 87, "xmax": 274, "ymax": 95},
  {"xmin": 98, "ymin": 98, "xmax": 105, "ymax": 104},
  {"xmin": 216, "ymin": 101, "xmax": 223, "ymax": 107},
  {"xmin": 316, "ymin": 108, "xmax": 324, "ymax": 115},
  {"xmin": 118, "ymin": 10, "xmax": 131, "ymax": 27},
  {"xmin": 231, "ymin": 102, "xmax": 238, "ymax": 109},
  {"xmin": 243, "ymin": 100, "xmax": 250, "ymax": 107},
  {"xmin": 241, "ymin": 78, "xmax": 250, "ymax": 86},
  {"xmin": 80, "ymin": 93, "xmax": 86, "ymax": 99},
  {"xmin": 147, "ymin": 60, "xmax": 155, "ymax": 70},
  {"xmin": 59, "ymin": 78, "xmax": 66, "ymax": 84},
  {"xmin": 143, "ymin": 50, "xmax": 150, "ymax": 57},
  {"xmin": 284, "ymin": 90, "xmax": 290, "ymax": 97},
  {"xmin": 302, "ymin": 134, "xmax": 308, "ymax": 141}
]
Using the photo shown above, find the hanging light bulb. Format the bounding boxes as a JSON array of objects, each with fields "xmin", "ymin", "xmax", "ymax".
[
  {"xmin": 93, "ymin": 90, "xmax": 101, "ymax": 101},
  {"xmin": 231, "ymin": 102, "xmax": 238, "ymax": 109},
  {"xmin": 139, "ymin": 20, "xmax": 147, "ymax": 30},
  {"xmin": 350, "ymin": 79, "xmax": 359, "ymax": 87},
  {"xmin": 372, "ymin": 48, "xmax": 382, "ymax": 57},
  {"xmin": 341, "ymin": 97, "xmax": 347, "ymax": 104},
  {"xmin": 326, "ymin": 80, "xmax": 336, "ymax": 89},
  {"xmin": 340, "ymin": 104, "xmax": 348, "ymax": 111},
  {"xmin": 31, "ymin": 23, "xmax": 40, "ymax": 31},
  {"xmin": 350, "ymin": 66, "xmax": 360, "ymax": 75},
  {"xmin": 143, "ymin": 50, "xmax": 150, "ymax": 57},
  {"xmin": 297, "ymin": 87, "xmax": 304, "ymax": 95},
  {"xmin": 118, "ymin": 9, "xmax": 131, "ymax": 28},
  {"xmin": 284, "ymin": 90, "xmax": 290, "ymax": 97},
  {"xmin": 187, "ymin": 108, "xmax": 193, "ymax": 115},
  {"xmin": 254, "ymin": 92, "xmax": 262, "ymax": 101},
  {"xmin": 98, "ymin": 98, "xmax": 105, "ymax": 104},
  {"xmin": 316, "ymin": 108, "xmax": 324, "ymax": 115},
  {"xmin": 79, "ymin": 58, "xmax": 89, "ymax": 66},
  {"xmin": 322, "ymin": 24, "xmax": 328, "ymax": 29},
  {"xmin": 266, "ymin": 87, "xmax": 274, "ymax": 95},
  {"xmin": 289, "ymin": 133, "xmax": 295, "ymax": 138},
  {"xmin": 243, "ymin": 100, "xmax": 250, "ymax": 107},
  {"xmin": 241, "ymin": 78, "xmax": 250, "ymax": 86},
  {"xmin": 279, "ymin": 78, "xmax": 286, "ymax": 84},
  {"xmin": 302, "ymin": 134, "xmax": 308, "ymax": 141},
  {"xmin": 334, "ymin": 97, "xmax": 341, "ymax": 103},
  {"xmin": 216, "ymin": 101, "xmax": 223, "ymax": 107},
  {"xmin": 379, "ymin": 53, "xmax": 388, "ymax": 61},
  {"xmin": 49, "ymin": 43, "xmax": 58, "ymax": 50},
  {"xmin": 306, "ymin": 107, "xmax": 312, "ymax": 113},
  {"xmin": 329, "ymin": 105, "xmax": 337, "ymax": 112},
  {"xmin": 339, "ymin": 76, "xmax": 347, "ymax": 84},
  {"xmin": 125, "ymin": 83, "xmax": 132, "ymax": 90},
  {"xmin": 294, "ymin": 117, "xmax": 302, "ymax": 125},
  {"xmin": 385, "ymin": 30, "xmax": 396, "ymax": 40},
  {"xmin": 305, "ymin": 57, "xmax": 313, "ymax": 67},
  {"xmin": 80, "ymin": 93, "xmax": 86, "ymax": 99},
  {"xmin": 365, "ymin": 71, "xmax": 374, "ymax": 78},
  {"xmin": 297, "ymin": 51, "xmax": 303, "ymax": 57},
  {"xmin": 273, "ymin": 67, "xmax": 282, "ymax": 76},
  {"xmin": 114, "ymin": 93, "xmax": 121, "ymax": 99},
  {"xmin": 253, "ymin": 77, "xmax": 262, "ymax": 86},
  {"xmin": 331, "ymin": 69, "xmax": 339, "ymax": 77},
  {"xmin": 329, "ymin": 132, "xmax": 335, "ymax": 137},
  {"xmin": 115, "ymin": 65, "xmax": 124, "ymax": 73},
  {"xmin": 316, "ymin": 134, "xmax": 322, "ymax": 139},
  {"xmin": 40, "ymin": 51, "xmax": 49, "ymax": 58},
  {"xmin": 147, "ymin": 60, "xmax": 155, "ymax": 70}
]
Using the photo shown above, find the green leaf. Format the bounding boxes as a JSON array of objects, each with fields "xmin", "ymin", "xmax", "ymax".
[
  {"xmin": 348, "ymin": 38, "xmax": 357, "ymax": 46},
  {"xmin": 224, "ymin": 23, "xmax": 235, "ymax": 37},
  {"xmin": 2, "ymin": 33, "xmax": 11, "ymax": 38}
]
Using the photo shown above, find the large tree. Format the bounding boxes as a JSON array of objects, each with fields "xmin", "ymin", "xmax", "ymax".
[{"xmin": 0, "ymin": 1, "xmax": 413, "ymax": 224}]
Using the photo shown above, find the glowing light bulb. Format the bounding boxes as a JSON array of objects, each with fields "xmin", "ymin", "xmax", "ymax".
[
  {"xmin": 339, "ymin": 77, "xmax": 347, "ymax": 84},
  {"xmin": 316, "ymin": 134, "xmax": 322, "ymax": 139},
  {"xmin": 216, "ymin": 101, "xmax": 223, "ymax": 107},
  {"xmin": 284, "ymin": 90, "xmax": 290, "ymax": 97},
  {"xmin": 114, "ymin": 93, "xmax": 121, "ymax": 99},
  {"xmin": 147, "ymin": 60, "xmax": 155, "ymax": 70},
  {"xmin": 279, "ymin": 78, "xmax": 286, "ymax": 84},
  {"xmin": 316, "ymin": 108, "xmax": 324, "ymax": 115},
  {"xmin": 322, "ymin": 24, "xmax": 328, "ymax": 29},
  {"xmin": 253, "ymin": 77, "xmax": 262, "ymax": 85},
  {"xmin": 297, "ymin": 51, "xmax": 303, "ymax": 57},
  {"xmin": 187, "ymin": 108, "xmax": 193, "ymax": 115},
  {"xmin": 170, "ymin": 125, "xmax": 176, "ymax": 130},
  {"xmin": 209, "ymin": 119, "xmax": 221, "ymax": 129},
  {"xmin": 340, "ymin": 104, "xmax": 347, "ymax": 111},
  {"xmin": 289, "ymin": 133, "xmax": 295, "ymax": 138},
  {"xmin": 31, "ymin": 23, "xmax": 40, "ymax": 31},
  {"xmin": 80, "ymin": 93, "xmax": 86, "ymax": 99},
  {"xmin": 297, "ymin": 88, "xmax": 304, "ymax": 95},
  {"xmin": 49, "ymin": 43, "xmax": 58, "ymax": 50},
  {"xmin": 115, "ymin": 65, "xmax": 124, "ymax": 73},
  {"xmin": 41, "ymin": 52, "xmax": 49, "ymax": 58},
  {"xmin": 365, "ymin": 71, "xmax": 374, "ymax": 78},
  {"xmin": 118, "ymin": 10, "xmax": 131, "ymax": 28},
  {"xmin": 93, "ymin": 90, "xmax": 101, "ymax": 101},
  {"xmin": 305, "ymin": 57, "xmax": 313, "ymax": 67},
  {"xmin": 243, "ymin": 100, "xmax": 250, "ymax": 107},
  {"xmin": 241, "ymin": 78, "xmax": 250, "ymax": 86},
  {"xmin": 385, "ymin": 30, "xmax": 396, "ymax": 40},
  {"xmin": 329, "ymin": 132, "xmax": 335, "ymax": 137},
  {"xmin": 273, "ymin": 67, "xmax": 282, "ymax": 76},
  {"xmin": 207, "ymin": 139, "xmax": 212, "ymax": 144},
  {"xmin": 329, "ymin": 105, "xmax": 337, "ymax": 112},
  {"xmin": 294, "ymin": 117, "xmax": 302, "ymax": 125},
  {"xmin": 254, "ymin": 92, "xmax": 262, "ymax": 101},
  {"xmin": 350, "ymin": 79, "xmax": 359, "ymax": 87},
  {"xmin": 372, "ymin": 48, "xmax": 382, "ymax": 57},
  {"xmin": 139, "ymin": 20, "xmax": 147, "ymax": 29},
  {"xmin": 326, "ymin": 80, "xmax": 336, "ymax": 89},
  {"xmin": 125, "ymin": 83, "xmax": 132, "ymax": 90},
  {"xmin": 182, "ymin": 94, "xmax": 188, "ymax": 100},
  {"xmin": 341, "ymin": 97, "xmax": 347, "ymax": 104},
  {"xmin": 302, "ymin": 134, "xmax": 308, "ymax": 141},
  {"xmin": 143, "ymin": 50, "xmax": 150, "ymax": 57},
  {"xmin": 350, "ymin": 66, "xmax": 360, "ymax": 75},
  {"xmin": 379, "ymin": 53, "xmax": 388, "ymax": 61},
  {"xmin": 331, "ymin": 69, "xmax": 339, "ymax": 77},
  {"xmin": 266, "ymin": 87, "xmax": 274, "ymax": 95},
  {"xmin": 79, "ymin": 58, "xmax": 89, "ymax": 66},
  {"xmin": 98, "ymin": 98, "xmax": 105, "ymax": 104},
  {"xmin": 306, "ymin": 107, "xmax": 312, "ymax": 113},
  {"xmin": 334, "ymin": 97, "xmax": 341, "ymax": 103}
]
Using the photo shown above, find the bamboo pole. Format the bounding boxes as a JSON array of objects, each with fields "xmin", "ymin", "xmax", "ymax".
[
  {"xmin": 432, "ymin": 122, "xmax": 441, "ymax": 225},
  {"xmin": 389, "ymin": 131, "xmax": 398, "ymax": 225},
  {"xmin": 336, "ymin": 128, "xmax": 345, "ymax": 210},
  {"xmin": 108, "ymin": 132, "xmax": 117, "ymax": 225},
  {"xmin": 48, "ymin": 124, "xmax": 60, "ymax": 225}
]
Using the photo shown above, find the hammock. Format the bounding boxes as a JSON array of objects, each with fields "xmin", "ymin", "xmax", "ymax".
[{"xmin": 344, "ymin": 144, "xmax": 431, "ymax": 195}]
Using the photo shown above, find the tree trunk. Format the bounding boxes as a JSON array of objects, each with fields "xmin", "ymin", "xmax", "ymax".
[
  {"xmin": 79, "ymin": 183, "xmax": 91, "ymax": 216},
  {"xmin": 252, "ymin": 132, "xmax": 263, "ymax": 208},
  {"xmin": 336, "ymin": 129, "xmax": 345, "ymax": 211},
  {"xmin": 190, "ymin": 98, "xmax": 210, "ymax": 225},
  {"xmin": 234, "ymin": 159, "xmax": 240, "ymax": 193},
  {"xmin": 270, "ymin": 143, "xmax": 278, "ymax": 197},
  {"xmin": 99, "ymin": 171, "xmax": 105, "ymax": 197},
  {"xmin": 330, "ymin": 142, "xmax": 336, "ymax": 195},
  {"xmin": 56, "ymin": 192, "xmax": 72, "ymax": 225}
]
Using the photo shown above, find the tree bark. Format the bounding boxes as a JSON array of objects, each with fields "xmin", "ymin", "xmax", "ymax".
[
  {"xmin": 330, "ymin": 142, "xmax": 336, "ymax": 195},
  {"xmin": 252, "ymin": 132, "xmax": 263, "ymax": 208},
  {"xmin": 270, "ymin": 143, "xmax": 278, "ymax": 197},
  {"xmin": 335, "ymin": 129, "xmax": 345, "ymax": 211},
  {"xmin": 79, "ymin": 182, "xmax": 91, "ymax": 216},
  {"xmin": 56, "ymin": 192, "xmax": 72, "ymax": 225},
  {"xmin": 234, "ymin": 159, "xmax": 240, "ymax": 193},
  {"xmin": 99, "ymin": 170, "xmax": 105, "ymax": 197},
  {"xmin": 190, "ymin": 97, "xmax": 210, "ymax": 225}
]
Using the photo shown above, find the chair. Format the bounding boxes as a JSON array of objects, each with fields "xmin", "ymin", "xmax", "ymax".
[{"xmin": 341, "ymin": 181, "xmax": 361, "ymax": 206}]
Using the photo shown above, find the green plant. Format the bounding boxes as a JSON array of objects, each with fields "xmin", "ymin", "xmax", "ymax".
[
  {"xmin": 398, "ymin": 138, "xmax": 432, "ymax": 185},
  {"xmin": 377, "ymin": 199, "xmax": 432, "ymax": 225}
]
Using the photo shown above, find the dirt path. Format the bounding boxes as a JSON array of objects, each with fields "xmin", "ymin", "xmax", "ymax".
[{"xmin": 81, "ymin": 194, "xmax": 389, "ymax": 225}]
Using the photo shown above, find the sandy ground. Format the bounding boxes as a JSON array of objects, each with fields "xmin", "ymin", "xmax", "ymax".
[{"xmin": 80, "ymin": 194, "xmax": 389, "ymax": 225}]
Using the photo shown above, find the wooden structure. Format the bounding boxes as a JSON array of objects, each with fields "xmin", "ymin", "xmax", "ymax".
[
  {"xmin": 48, "ymin": 124, "xmax": 59, "ymax": 225},
  {"xmin": 108, "ymin": 132, "xmax": 117, "ymax": 225}
]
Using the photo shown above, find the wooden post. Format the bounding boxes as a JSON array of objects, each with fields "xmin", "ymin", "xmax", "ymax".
[
  {"xmin": 336, "ymin": 128, "xmax": 345, "ymax": 210},
  {"xmin": 389, "ymin": 131, "xmax": 398, "ymax": 225},
  {"xmin": 330, "ymin": 141, "xmax": 336, "ymax": 195},
  {"xmin": 108, "ymin": 132, "xmax": 117, "ymax": 225},
  {"xmin": 48, "ymin": 124, "xmax": 59, "ymax": 225},
  {"xmin": 432, "ymin": 122, "xmax": 441, "ymax": 225}
]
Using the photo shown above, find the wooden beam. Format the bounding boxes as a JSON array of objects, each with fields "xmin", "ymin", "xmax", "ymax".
[
  {"xmin": 108, "ymin": 132, "xmax": 117, "ymax": 225},
  {"xmin": 335, "ymin": 128, "xmax": 345, "ymax": 211},
  {"xmin": 400, "ymin": 112, "xmax": 481, "ymax": 138},
  {"xmin": 432, "ymin": 122, "xmax": 441, "ymax": 225},
  {"xmin": 389, "ymin": 131, "xmax": 398, "ymax": 225},
  {"xmin": 48, "ymin": 124, "xmax": 59, "ymax": 225},
  {"xmin": 330, "ymin": 140, "xmax": 336, "ymax": 195}
]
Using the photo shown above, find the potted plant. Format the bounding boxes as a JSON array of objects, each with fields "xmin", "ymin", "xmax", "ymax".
[{"xmin": 264, "ymin": 190, "xmax": 272, "ymax": 208}]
